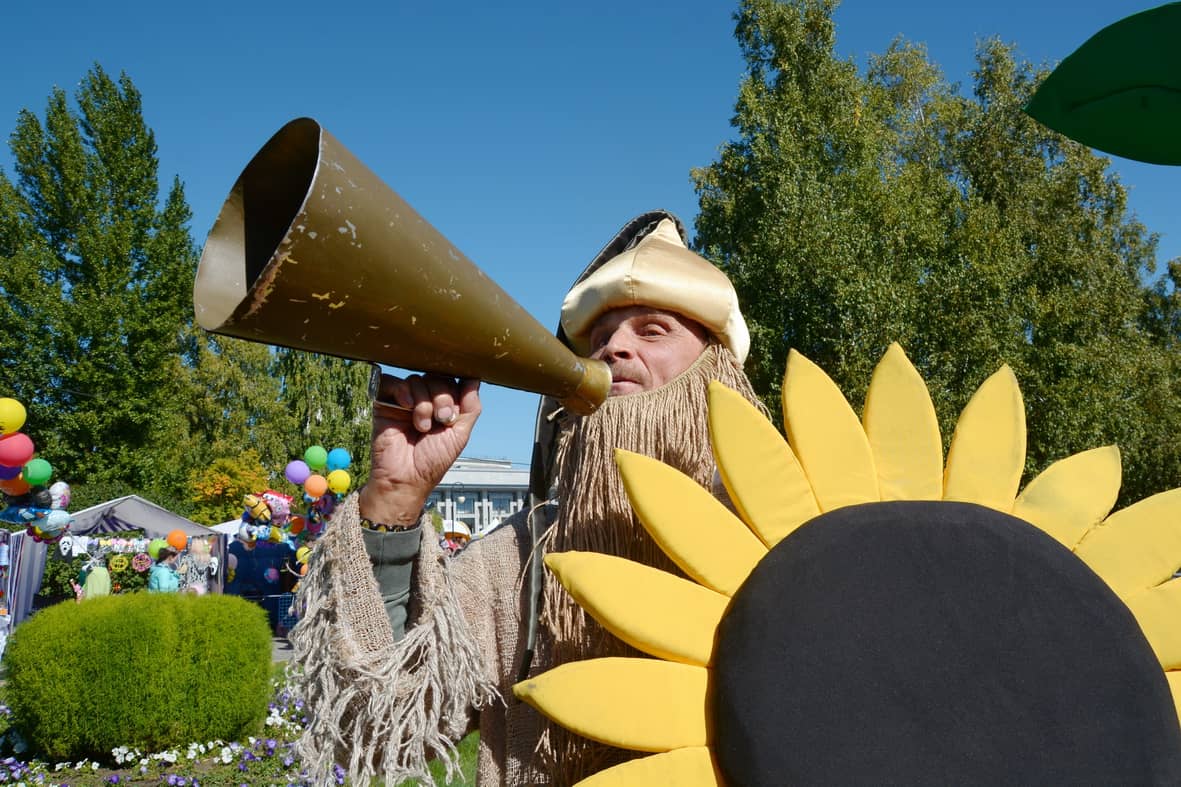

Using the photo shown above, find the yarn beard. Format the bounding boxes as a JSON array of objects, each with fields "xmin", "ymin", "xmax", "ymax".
[{"xmin": 534, "ymin": 343, "xmax": 765, "ymax": 784}]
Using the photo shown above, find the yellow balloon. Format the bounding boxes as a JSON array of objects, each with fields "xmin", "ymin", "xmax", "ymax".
[
  {"xmin": 0, "ymin": 398, "xmax": 26, "ymax": 435},
  {"xmin": 326, "ymin": 469, "xmax": 351, "ymax": 494}
]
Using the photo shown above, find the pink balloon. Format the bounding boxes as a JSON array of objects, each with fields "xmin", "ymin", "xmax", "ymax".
[{"xmin": 0, "ymin": 433, "xmax": 34, "ymax": 468}]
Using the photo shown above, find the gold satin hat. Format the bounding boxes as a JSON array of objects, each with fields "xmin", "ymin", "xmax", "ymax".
[{"xmin": 560, "ymin": 218, "xmax": 750, "ymax": 363}]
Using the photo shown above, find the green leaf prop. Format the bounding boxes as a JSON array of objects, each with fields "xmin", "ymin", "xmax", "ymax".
[{"xmin": 1024, "ymin": 2, "xmax": 1181, "ymax": 165}]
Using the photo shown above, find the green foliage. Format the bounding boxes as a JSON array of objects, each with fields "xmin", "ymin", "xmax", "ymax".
[
  {"xmin": 188, "ymin": 450, "xmax": 271, "ymax": 526},
  {"xmin": 0, "ymin": 66, "xmax": 373, "ymax": 517},
  {"xmin": 694, "ymin": 0, "xmax": 1181, "ymax": 505},
  {"xmin": 4, "ymin": 592, "xmax": 271, "ymax": 761},
  {"xmin": 35, "ymin": 555, "xmax": 86, "ymax": 604},
  {"xmin": 0, "ymin": 66, "xmax": 199, "ymax": 503},
  {"xmin": 274, "ymin": 349, "xmax": 373, "ymax": 482}
]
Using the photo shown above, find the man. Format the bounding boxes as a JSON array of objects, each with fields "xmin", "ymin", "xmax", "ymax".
[{"xmin": 291, "ymin": 211, "xmax": 765, "ymax": 786}]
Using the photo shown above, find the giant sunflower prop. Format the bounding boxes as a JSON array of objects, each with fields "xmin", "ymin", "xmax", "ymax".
[{"xmin": 515, "ymin": 344, "xmax": 1181, "ymax": 785}]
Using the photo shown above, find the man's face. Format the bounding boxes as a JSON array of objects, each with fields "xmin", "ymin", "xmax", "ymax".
[{"xmin": 587, "ymin": 306, "xmax": 709, "ymax": 396}]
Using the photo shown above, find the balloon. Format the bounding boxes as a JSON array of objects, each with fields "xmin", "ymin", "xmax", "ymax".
[
  {"xmin": 303, "ymin": 445, "xmax": 328, "ymax": 471},
  {"xmin": 0, "ymin": 433, "xmax": 35, "ymax": 468},
  {"xmin": 263, "ymin": 567, "xmax": 280, "ymax": 584},
  {"xmin": 49, "ymin": 480, "xmax": 71, "ymax": 509},
  {"xmin": 237, "ymin": 523, "xmax": 256, "ymax": 543},
  {"xmin": 29, "ymin": 486, "xmax": 51, "ymax": 508},
  {"xmin": 296, "ymin": 546, "xmax": 312, "ymax": 564},
  {"xmin": 326, "ymin": 447, "xmax": 352, "ymax": 472},
  {"xmin": 288, "ymin": 515, "xmax": 306, "ymax": 535},
  {"xmin": 261, "ymin": 490, "xmax": 293, "ymax": 522},
  {"xmin": 22, "ymin": 458, "xmax": 52, "ymax": 486},
  {"xmin": 147, "ymin": 538, "xmax": 168, "ymax": 560},
  {"xmin": 0, "ymin": 477, "xmax": 30, "ymax": 496},
  {"xmin": 268, "ymin": 527, "xmax": 284, "ymax": 543},
  {"xmin": 227, "ymin": 553, "xmax": 238, "ymax": 571},
  {"xmin": 0, "ymin": 464, "xmax": 20, "ymax": 480},
  {"xmin": 0, "ymin": 398, "xmax": 26, "ymax": 435},
  {"xmin": 284, "ymin": 459, "xmax": 311, "ymax": 485},
  {"xmin": 166, "ymin": 529, "xmax": 188, "ymax": 551},
  {"xmin": 304, "ymin": 474, "xmax": 328, "ymax": 498},
  {"xmin": 41, "ymin": 509, "xmax": 71, "ymax": 536},
  {"xmin": 300, "ymin": 563, "xmax": 308, "ymax": 576},
  {"xmin": 326, "ymin": 469, "xmax": 351, "ymax": 494}
]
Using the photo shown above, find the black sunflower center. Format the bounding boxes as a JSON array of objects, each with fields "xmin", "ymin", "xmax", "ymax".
[{"xmin": 711, "ymin": 500, "xmax": 1181, "ymax": 786}]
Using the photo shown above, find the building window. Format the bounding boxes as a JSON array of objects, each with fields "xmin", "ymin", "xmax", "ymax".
[{"xmin": 489, "ymin": 492, "xmax": 515, "ymax": 526}]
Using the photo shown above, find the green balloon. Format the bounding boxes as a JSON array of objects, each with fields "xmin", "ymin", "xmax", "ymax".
[
  {"xmin": 23, "ymin": 457, "xmax": 53, "ymax": 486},
  {"xmin": 303, "ymin": 445, "xmax": 328, "ymax": 471},
  {"xmin": 148, "ymin": 538, "xmax": 168, "ymax": 560}
]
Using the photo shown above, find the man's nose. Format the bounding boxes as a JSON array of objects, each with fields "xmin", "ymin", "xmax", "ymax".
[{"xmin": 599, "ymin": 332, "xmax": 635, "ymax": 361}]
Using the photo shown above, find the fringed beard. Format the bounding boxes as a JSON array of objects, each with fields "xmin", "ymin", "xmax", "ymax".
[{"xmin": 532, "ymin": 343, "xmax": 765, "ymax": 785}]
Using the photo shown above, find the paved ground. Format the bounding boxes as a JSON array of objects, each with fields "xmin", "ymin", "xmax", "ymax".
[{"xmin": 272, "ymin": 635, "xmax": 295, "ymax": 662}]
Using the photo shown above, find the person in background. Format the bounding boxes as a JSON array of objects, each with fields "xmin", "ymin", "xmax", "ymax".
[
  {"xmin": 148, "ymin": 546, "xmax": 180, "ymax": 593},
  {"xmin": 176, "ymin": 537, "xmax": 213, "ymax": 595}
]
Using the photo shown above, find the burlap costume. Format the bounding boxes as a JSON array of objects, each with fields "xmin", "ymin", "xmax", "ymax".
[{"xmin": 290, "ymin": 213, "xmax": 759, "ymax": 785}]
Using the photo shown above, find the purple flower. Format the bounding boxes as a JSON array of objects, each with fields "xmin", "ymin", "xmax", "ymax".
[{"xmin": 106, "ymin": 778, "xmax": 120, "ymax": 785}]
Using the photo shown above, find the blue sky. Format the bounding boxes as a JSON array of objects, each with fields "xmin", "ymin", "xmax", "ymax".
[{"xmin": 2, "ymin": 1, "xmax": 1176, "ymax": 467}]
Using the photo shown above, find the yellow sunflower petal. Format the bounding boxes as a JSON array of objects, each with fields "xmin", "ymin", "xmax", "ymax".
[
  {"xmin": 782, "ymin": 349, "xmax": 879, "ymax": 511},
  {"xmin": 1011, "ymin": 446, "xmax": 1121, "ymax": 550},
  {"xmin": 1075, "ymin": 488, "xmax": 1181, "ymax": 598},
  {"xmin": 708, "ymin": 381, "xmax": 819, "ymax": 548},
  {"xmin": 942, "ymin": 365, "xmax": 1026, "ymax": 511},
  {"xmin": 544, "ymin": 551, "xmax": 728, "ymax": 666},
  {"xmin": 576, "ymin": 747, "xmax": 721, "ymax": 787},
  {"xmin": 862, "ymin": 343, "xmax": 943, "ymax": 501},
  {"xmin": 616, "ymin": 449, "xmax": 766, "ymax": 596},
  {"xmin": 1166, "ymin": 672, "xmax": 1181, "ymax": 723},
  {"xmin": 1124, "ymin": 580, "xmax": 1181, "ymax": 671},
  {"xmin": 513, "ymin": 658, "xmax": 709, "ymax": 752}
]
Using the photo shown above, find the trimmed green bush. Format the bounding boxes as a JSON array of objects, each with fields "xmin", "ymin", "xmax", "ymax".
[{"xmin": 4, "ymin": 592, "xmax": 272, "ymax": 761}]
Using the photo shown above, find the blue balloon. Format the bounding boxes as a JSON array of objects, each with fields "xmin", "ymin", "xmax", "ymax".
[{"xmin": 326, "ymin": 447, "xmax": 352, "ymax": 472}]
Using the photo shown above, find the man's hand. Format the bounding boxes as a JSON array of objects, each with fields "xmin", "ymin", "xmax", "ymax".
[{"xmin": 359, "ymin": 373, "xmax": 482, "ymax": 526}]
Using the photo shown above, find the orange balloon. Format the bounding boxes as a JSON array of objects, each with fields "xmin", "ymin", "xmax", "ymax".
[
  {"xmin": 289, "ymin": 516, "xmax": 306, "ymax": 534},
  {"xmin": 300, "ymin": 563, "xmax": 309, "ymax": 576},
  {"xmin": 304, "ymin": 474, "xmax": 328, "ymax": 498},
  {"xmin": 166, "ymin": 529, "xmax": 188, "ymax": 551},
  {"xmin": 0, "ymin": 476, "xmax": 30, "ymax": 496}
]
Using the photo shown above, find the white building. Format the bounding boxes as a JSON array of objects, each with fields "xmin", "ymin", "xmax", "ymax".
[{"xmin": 426, "ymin": 457, "xmax": 530, "ymax": 538}]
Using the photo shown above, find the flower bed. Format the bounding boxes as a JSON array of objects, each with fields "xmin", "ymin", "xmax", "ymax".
[{"xmin": 0, "ymin": 680, "xmax": 479, "ymax": 786}]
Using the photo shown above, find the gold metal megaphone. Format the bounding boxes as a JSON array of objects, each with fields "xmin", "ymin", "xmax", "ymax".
[{"xmin": 193, "ymin": 118, "xmax": 610, "ymax": 414}]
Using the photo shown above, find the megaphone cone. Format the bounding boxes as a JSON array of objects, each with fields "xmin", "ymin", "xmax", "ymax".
[{"xmin": 194, "ymin": 118, "xmax": 609, "ymax": 414}]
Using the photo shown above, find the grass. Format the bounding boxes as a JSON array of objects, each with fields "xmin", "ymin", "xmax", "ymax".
[{"xmin": 0, "ymin": 662, "xmax": 480, "ymax": 786}]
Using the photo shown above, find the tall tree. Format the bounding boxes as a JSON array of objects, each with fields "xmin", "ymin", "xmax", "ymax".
[
  {"xmin": 0, "ymin": 66, "xmax": 198, "ymax": 506},
  {"xmin": 1, "ymin": 66, "xmax": 378, "ymax": 516},
  {"xmin": 274, "ymin": 350, "xmax": 372, "ymax": 484},
  {"xmin": 693, "ymin": 0, "xmax": 1181, "ymax": 503}
]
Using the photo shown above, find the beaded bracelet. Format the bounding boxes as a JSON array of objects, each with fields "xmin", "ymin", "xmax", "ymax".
[{"xmin": 360, "ymin": 513, "xmax": 423, "ymax": 533}]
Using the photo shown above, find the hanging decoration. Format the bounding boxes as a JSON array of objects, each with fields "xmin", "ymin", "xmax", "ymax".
[{"xmin": 0, "ymin": 397, "xmax": 73, "ymax": 544}]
